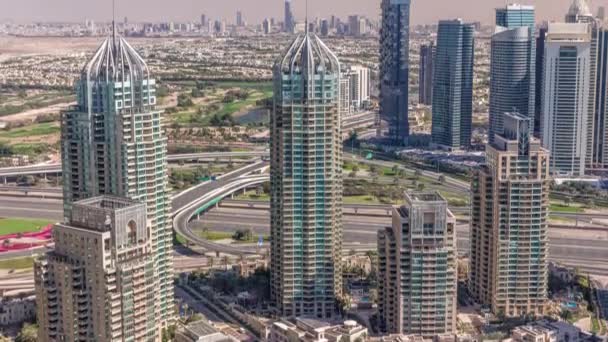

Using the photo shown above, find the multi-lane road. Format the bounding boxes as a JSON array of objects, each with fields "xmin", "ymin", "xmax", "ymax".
[
  {"xmin": 197, "ymin": 206, "xmax": 608, "ymax": 275},
  {"xmin": 0, "ymin": 151, "xmax": 267, "ymax": 178}
]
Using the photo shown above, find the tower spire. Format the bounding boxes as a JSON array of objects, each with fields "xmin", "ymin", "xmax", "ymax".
[
  {"xmin": 112, "ymin": 0, "xmax": 116, "ymax": 47},
  {"xmin": 305, "ymin": 0, "xmax": 309, "ymax": 34}
]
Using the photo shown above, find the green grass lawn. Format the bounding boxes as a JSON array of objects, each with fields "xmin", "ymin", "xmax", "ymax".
[
  {"xmin": 591, "ymin": 316, "xmax": 600, "ymax": 334},
  {"xmin": 344, "ymin": 195, "xmax": 382, "ymax": 205},
  {"xmin": 198, "ymin": 231, "xmax": 233, "ymax": 241},
  {"xmin": 0, "ymin": 257, "xmax": 35, "ymax": 270},
  {"xmin": 0, "ymin": 218, "xmax": 53, "ymax": 235},
  {"xmin": 235, "ymin": 191, "xmax": 270, "ymax": 201},
  {"xmin": 0, "ymin": 122, "xmax": 60, "ymax": 139},
  {"xmin": 550, "ymin": 204, "xmax": 584, "ymax": 213},
  {"xmin": 9, "ymin": 142, "xmax": 53, "ymax": 156}
]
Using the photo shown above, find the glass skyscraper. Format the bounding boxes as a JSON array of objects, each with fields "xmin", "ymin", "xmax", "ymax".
[
  {"xmin": 38, "ymin": 33, "xmax": 174, "ymax": 339},
  {"xmin": 489, "ymin": 4, "xmax": 536, "ymax": 144},
  {"xmin": 431, "ymin": 19, "xmax": 474, "ymax": 150},
  {"xmin": 284, "ymin": 0, "xmax": 295, "ymax": 33},
  {"xmin": 379, "ymin": 0, "xmax": 411, "ymax": 145},
  {"xmin": 419, "ymin": 42, "xmax": 435, "ymax": 106},
  {"xmin": 270, "ymin": 32, "xmax": 343, "ymax": 318}
]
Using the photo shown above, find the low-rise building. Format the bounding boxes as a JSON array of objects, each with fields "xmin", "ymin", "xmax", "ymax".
[
  {"xmin": 176, "ymin": 320, "xmax": 238, "ymax": 342},
  {"xmin": 268, "ymin": 319, "xmax": 367, "ymax": 342},
  {"xmin": 511, "ymin": 320, "xmax": 581, "ymax": 342},
  {"xmin": 0, "ymin": 295, "xmax": 36, "ymax": 326}
]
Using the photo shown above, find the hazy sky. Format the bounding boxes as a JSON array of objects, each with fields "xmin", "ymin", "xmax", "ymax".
[{"xmin": 2, "ymin": 0, "xmax": 606, "ymax": 25}]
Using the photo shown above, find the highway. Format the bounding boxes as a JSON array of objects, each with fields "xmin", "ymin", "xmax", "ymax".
[
  {"xmin": 196, "ymin": 206, "xmax": 608, "ymax": 275},
  {"xmin": 0, "ymin": 151, "xmax": 267, "ymax": 178}
]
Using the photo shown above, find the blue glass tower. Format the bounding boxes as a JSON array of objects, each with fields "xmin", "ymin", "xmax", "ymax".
[
  {"xmin": 431, "ymin": 19, "xmax": 475, "ymax": 150},
  {"xmin": 379, "ymin": 0, "xmax": 411, "ymax": 145},
  {"xmin": 489, "ymin": 4, "xmax": 536, "ymax": 144}
]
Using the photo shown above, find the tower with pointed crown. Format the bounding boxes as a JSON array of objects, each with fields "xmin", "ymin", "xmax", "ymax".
[
  {"xmin": 35, "ymin": 29, "xmax": 174, "ymax": 340},
  {"xmin": 270, "ymin": 31, "xmax": 343, "ymax": 318}
]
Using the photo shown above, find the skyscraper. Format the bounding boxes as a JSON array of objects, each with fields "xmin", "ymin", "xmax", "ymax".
[
  {"xmin": 469, "ymin": 112, "xmax": 550, "ymax": 317},
  {"xmin": 378, "ymin": 192, "xmax": 457, "ymax": 337},
  {"xmin": 270, "ymin": 32, "xmax": 343, "ymax": 319},
  {"xmin": 36, "ymin": 196, "xmax": 158, "ymax": 341},
  {"xmin": 284, "ymin": 0, "xmax": 295, "ymax": 33},
  {"xmin": 379, "ymin": 0, "xmax": 411, "ymax": 145},
  {"xmin": 431, "ymin": 19, "xmax": 474, "ymax": 150},
  {"xmin": 49, "ymin": 33, "xmax": 174, "ymax": 335},
  {"xmin": 489, "ymin": 4, "xmax": 536, "ymax": 144},
  {"xmin": 263, "ymin": 18, "xmax": 271, "ymax": 35},
  {"xmin": 541, "ymin": 23, "xmax": 591, "ymax": 177},
  {"xmin": 347, "ymin": 65, "xmax": 371, "ymax": 111},
  {"xmin": 534, "ymin": 24, "xmax": 547, "ymax": 137},
  {"xmin": 591, "ymin": 24, "xmax": 608, "ymax": 169},
  {"xmin": 419, "ymin": 42, "xmax": 435, "ymax": 106},
  {"xmin": 236, "ymin": 10, "xmax": 243, "ymax": 27},
  {"xmin": 565, "ymin": 0, "xmax": 597, "ymax": 171}
]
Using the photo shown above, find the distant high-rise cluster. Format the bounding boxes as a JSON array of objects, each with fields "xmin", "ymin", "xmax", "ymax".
[{"xmin": 270, "ymin": 31, "xmax": 343, "ymax": 318}]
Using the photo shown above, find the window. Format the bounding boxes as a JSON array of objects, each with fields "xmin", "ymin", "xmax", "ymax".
[{"xmin": 127, "ymin": 221, "xmax": 137, "ymax": 245}]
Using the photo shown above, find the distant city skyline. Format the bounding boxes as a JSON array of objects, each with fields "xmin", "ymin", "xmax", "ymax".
[{"xmin": 2, "ymin": 0, "xmax": 606, "ymax": 25}]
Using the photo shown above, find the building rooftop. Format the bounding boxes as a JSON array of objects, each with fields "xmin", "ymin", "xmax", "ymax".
[
  {"xmin": 75, "ymin": 196, "xmax": 141, "ymax": 211},
  {"xmin": 405, "ymin": 191, "xmax": 447, "ymax": 204},
  {"xmin": 185, "ymin": 320, "xmax": 219, "ymax": 337}
]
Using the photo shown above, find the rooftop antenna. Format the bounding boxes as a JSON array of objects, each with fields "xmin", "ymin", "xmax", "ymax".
[
  {"xmin": 112, "ymin": 0, "xmax": 116, "ymax": 46},
  {"xmin": 305, "ymin": 0, "xmax": 309, "ymax": 34}
]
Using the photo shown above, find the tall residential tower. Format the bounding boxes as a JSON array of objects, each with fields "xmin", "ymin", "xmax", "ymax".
[
  {"xmin": 378, "ymin": 192, "xmax": 457, "ymax": 337},
  {"xmin": 489, "ymin": 4, "xmax": 536, "ymax": 143},
  {"xmin": 431, "ymin": 19, "xmax": 475, "ymax": 150},
  {"xmin": 379, "ymin": 0, "xmax": 411, "ymax": 145},
  {"xmin": 36, "ymin": 33, "xmax": 174, "ymax": 339},
  {"xmin": 36, "ymin": 197, "xmax": 158, "ymax": 341},
  {"xmin": 541, "ymin": 23, "xmax": 590, "ymax": 176},
  {"xmin": 469, "ymin": 112, "xmax": 550, "ymax": 317},
  {"xmin": 270, "ymin": 32, "xmax": 343, "ymax": 318}
]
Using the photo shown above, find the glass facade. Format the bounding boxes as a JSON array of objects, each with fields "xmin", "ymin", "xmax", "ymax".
[
  {"xmin": 431, "ymin": 19, "xmax": 474, "ymax": 150},
  {"xmin": 489, "ymin": 4, "xmax": 536, "ymax": 144},
  {"xmin": 379, "ymin": 0, "xmax": 411, "ymax": 145}
]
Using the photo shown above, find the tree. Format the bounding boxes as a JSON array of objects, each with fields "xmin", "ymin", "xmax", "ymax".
[
  {"xmin": 564, "ymin": 197, "xmax": 572, "ymax": 207},
  {"xmin": 417, "ymin": 183, "xmax": 425, "ymax": 191},
  {"xmin": 191, "ymin": 88, "xmax": 204, "ymax": 98},
  {"xmin": 15, "ymin": 323, "xmax": 37, "ymax": 342}
]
